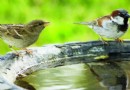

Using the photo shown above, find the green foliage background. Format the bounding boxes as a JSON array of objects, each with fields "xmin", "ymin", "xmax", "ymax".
[
  {"xmin": 0, "ymin": 0, "xmax": 130, "ymax": 89},
  {"xmin": 0, "ymin": 0, "xmax": 130, "ymax": 54}
]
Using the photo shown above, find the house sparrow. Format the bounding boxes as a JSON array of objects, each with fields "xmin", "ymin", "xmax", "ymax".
[
  {"xmin": 0, "ymin": 20, "xmax": 49, "ymax": 49},
  {"xmin": 75, "ymin": 9, "xmax": 130, "ymax": 43}
]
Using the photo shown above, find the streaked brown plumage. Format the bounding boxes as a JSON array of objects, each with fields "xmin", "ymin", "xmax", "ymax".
[{"xmin": 0, "ymin": 20, "xmax": 49, "ymax": 48}]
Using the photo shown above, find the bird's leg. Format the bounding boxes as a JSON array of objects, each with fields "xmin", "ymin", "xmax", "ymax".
[
  {"xmin": 99, "ymin": 36, "xmax": 108, "ymax": 44},
  {"xmin": 22, "ymin": 48, "xmax": 33, "ymax": 54},
  {"xmin": 9, "ymin": 45, "xmax": 21, "ymax": 56},
  {"xmin": 115, "ymin": 38, "xmax": 123, "ymax": 43}
]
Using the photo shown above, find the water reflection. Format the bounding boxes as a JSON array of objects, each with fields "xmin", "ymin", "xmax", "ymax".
[{"xmin": 23, "ymin": 64, "xmax": 107, "ymax": 90}]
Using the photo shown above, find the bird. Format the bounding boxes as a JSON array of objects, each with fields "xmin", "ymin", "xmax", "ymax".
[
  {"xmin": 0, "ymin": 20, "xmax": 49, "ymax": 53},
  {"xmin": 75, "ymin": 9, "xmax": 130, "ymax": 43}
]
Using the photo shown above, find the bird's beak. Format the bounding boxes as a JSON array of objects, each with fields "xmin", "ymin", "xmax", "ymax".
[
  {"xmin": 128, "ymin": 14, "xmax": 130, "ymax": 18},
  {"xmin": 44, "ymin": 22, "xmax": 50, "ymax": 26},
  {"xmin": 74, "ymin": 22, "xmax": 88, "ymax": 25},
  {"xmin": 125, "ymin": 14, "xmax": 130, "ymax": 18}
]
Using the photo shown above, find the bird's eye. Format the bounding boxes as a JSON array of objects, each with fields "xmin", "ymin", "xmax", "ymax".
[{"xmin": 38, "ymin": 22, "xmax": 43, "ymax": 25}]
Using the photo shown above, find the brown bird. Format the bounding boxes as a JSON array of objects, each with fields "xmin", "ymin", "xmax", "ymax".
[
  {"xmin": 0, "ymin": 20, "xmax": 49, "ymax": 52},
  {"xmin": 75, "ymin": 9, "xmax": 130, "ymax": 43}
]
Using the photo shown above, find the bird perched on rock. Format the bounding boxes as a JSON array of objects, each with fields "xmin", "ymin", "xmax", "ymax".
[
  {"xmin": 75, "ymin": 9, "xmax": 130, "ymax": 43},
  {"xmin": 0, "ymin": 20, "xmax": 49, "ymax": 50}
]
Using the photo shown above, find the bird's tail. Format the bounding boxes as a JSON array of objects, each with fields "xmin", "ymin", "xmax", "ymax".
[
  {"xmin": 74, "ymin": 21, "xmax": 97, "ymax": 29},
  {"xmin": 74, "ymin": 22, "xmax": 89, "ymax": 25}
]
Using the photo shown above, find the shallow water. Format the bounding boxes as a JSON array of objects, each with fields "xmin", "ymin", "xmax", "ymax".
[{"xmin": 24, "ymin": 64, "xmax": 107, "ymax": 90}]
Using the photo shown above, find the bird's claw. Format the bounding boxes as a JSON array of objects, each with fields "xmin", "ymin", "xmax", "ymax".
[
  {"xmin": 99, "ymin": 37, "xmax": 109, "ymax": 45},
  {"xmin": 115, "ymin": 38, "xmax": 123, "ymax": 43},
  {"xmin": 23, "ymin": 48, "xmax": 33, "ymax": 54},
  {"xmin": 102, "ymin": 40, "xmax": 108, "ymax": 45}
]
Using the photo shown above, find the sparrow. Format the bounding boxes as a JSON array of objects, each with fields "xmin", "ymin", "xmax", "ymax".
[
  {"xmin": 75, "ymin": 9, "xmax": 130, "ymax": 43},
  {"xmin": 0, "ymin": 20, "xmax": 49, "ymax": 50}
]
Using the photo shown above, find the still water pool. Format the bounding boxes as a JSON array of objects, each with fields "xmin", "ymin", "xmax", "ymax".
[{"xmin": 23, "ymin": 64, "xmax": 107, "ymax": 90}]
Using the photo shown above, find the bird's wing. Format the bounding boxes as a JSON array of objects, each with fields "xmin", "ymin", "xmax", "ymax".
[
  {"xmin": 96, "ymin": 15, "xmax": 112, "ymax": 27},
  {"xmin": 74, "ymin": 15, "xmax": 112, "ymax": 28},
  {"xmin": 0, "ymin": 24, "xmax": 25, "ymax": 39},
  {"xmin": 98, "ymin": 15, "xmax": 119, "ymax": 31},
  {"xmin": 0, "ymin": 24, "xmax": 24, "ymax": 32}
]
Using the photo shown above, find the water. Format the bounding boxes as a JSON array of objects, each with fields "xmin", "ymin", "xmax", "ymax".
[{"xmin": 23, "ymin": 64, "xmax": 106, "ymax": 90}]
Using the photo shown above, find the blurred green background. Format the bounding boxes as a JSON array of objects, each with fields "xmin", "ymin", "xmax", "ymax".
[
  {"xmin": 0, "ymin": 0, "xmax": 130, "ymax": 90},
  {"xmin": 0, "ymin": 0, "xmax": 130, "ymax": 54}
]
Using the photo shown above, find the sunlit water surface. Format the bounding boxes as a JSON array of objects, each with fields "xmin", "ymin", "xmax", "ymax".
[{"xmin": 23, "ymin": 64, "xmax": 108, "ymax": 90}]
